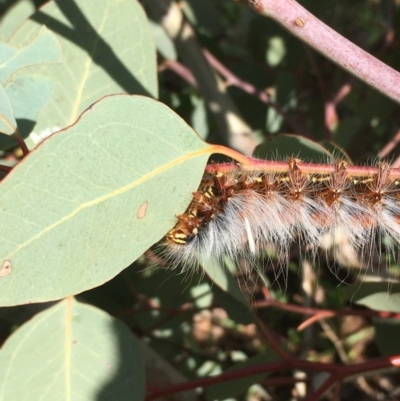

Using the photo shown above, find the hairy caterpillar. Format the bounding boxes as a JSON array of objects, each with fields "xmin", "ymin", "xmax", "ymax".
[{"xmin": 161, "ymin": 158, "xmax": 400, "ymax": 273}]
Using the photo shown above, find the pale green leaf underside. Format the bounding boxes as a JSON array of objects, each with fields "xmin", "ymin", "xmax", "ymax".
[
  {"xmin": 0, "ymin": 74, "xmax": 54, "ymax": 150},
  {"xmin": 0, "ymin": 298, "xmax": 145, "ymax": 401},
  {"xmin": 0, "ymin": 84, "xmax": 16, "ymax": 135},
  {"xmin": 0, "ymin": 26, "xmax": 62, "ymax": 84},
  {"xmin": 6, "ymin": 74, "xmax": 54, "ymax": 124},
  {"xmin": 0, "ymin": 95, "xmax": 212, "ymax": 306},
  {"xmin": 148, "ymin": 20, "xmax": 177, "ymax": 61},
  {"xmin": 357, "ymin": 292, "xmax": 400, "ymax": 313},
  {"xmin": 9, "ymin": 0, "xmax": 157, "ymax": 148},
  {"xmin": 0, "ymin": 0, "xmax": 35, "ymax": 42}
]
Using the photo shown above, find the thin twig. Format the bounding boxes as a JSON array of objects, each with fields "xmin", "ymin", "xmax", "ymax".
[
  {"xmin": 257, "ymin": 318, "xmax": 291, "ymax": 360},
  {"xmin": 254, "ymin": 298, "xmax": 400, "ymax": 323},
  {"xmin": 324, "ymin": 82, "xmax": 352, "ymax": 136},
  {"xmin": 145, "ymin": 352, "xmax": 400, "ymax": 400},
  {"xmin": 379, "ymin": 128, "xmax": 400, "ymax": 159},
  {"xmin": 0, "ymin": 164, "xmax": 12, "ymax": 173},
  {"xmin": 12, "ymin": 130, "xmax": 29, "ymax": 157},
  {"xmin": 159, "ymin": 59, "xmax": 198, "ymax": 89},
  {"xmin": 204, "ymin": 155, "xmax": 400, "ymax": 178}
]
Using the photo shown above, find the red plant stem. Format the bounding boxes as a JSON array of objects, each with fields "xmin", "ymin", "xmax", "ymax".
[
  {"xmin": 243, "ymin": 0, "xmax": 400, "ymax": 105},
  {"xmin": 303, "ymin": 375, "xmax": 337, "ymax": 401},
  {"xmin": 298, "ymin": 314, "xmax": 346, "ymax": 331},
  {"xmin": 257, "ymin": 319, "xmax": 291, "ymax": 360},
  {"xmin": 12, "ymin": 130, "xmax": 29, "ymax": 156},
  {"xmin": 147, "ymin": 375, "xmax": 308, "ymax": 401},
  {"xmin": 324, "ymin": 82, "xmax": 352, "ymax": 135},
  {"xmin": 379, "ymin": 128, "xmax": 400, "ymax": 158},
  {"xmin": 393, "ymin": 156, "xmax": 400, "ymax": 168},
  {"xmin": 159, "ymin": 59, "xmax": 199, "ymax": 89},
  {"xmin": 254, "ymin": 299, "xmax": 400, "ymax": 321},
  {"xmin": 205, "ymin": 154, "xmax": 400, "ymax": 178},
  {"xmin": 0, "ymin": 165, "xmax": 12, "ymax": 173},
  {"xmin": 256, "ymin": 283, "xmax": 398, "ymax": 334},
  {"xmin": 332, "ymin": 83, "xmax": 352, "ymax": 105},
  {"xmin": 145, "ymin": 354, "xmax": 400, "ymax": 400},
  {"xmin": 262, "ymin": 375, "xmax": 309, "ymax": 387}
]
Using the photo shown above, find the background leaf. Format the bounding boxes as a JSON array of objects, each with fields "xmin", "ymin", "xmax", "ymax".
[
  {"xmin": 0, "ymin": 84, "xmax": 16, "ymax": 135},
  {"xmin": 254, "ymin": 133, "xmax": 332, "ymax": 161},
  {"xmin": 0, "ymin": 298, "xmax": 145, "ymax": 401},
  {"xmin": 0, "ymin": 26, "xmax": 61, "ymax": 84},
  {"xmin": 148, "ymin": 19, "xmax": 177, "ymax": 61},
  {"xmin": 0, "ymin": 95, "xmax": 212, "ymax": 306},
  {"xmin": 374, "ymin": 319, "xmax": 400, "ymax": 356},
  {"xmin": 8, "ymin": 0, "xmax": 157, "ymax": 148},
  {"xmin": 203, "ymin": 258, "xmax": 250, "ymax": 309},
  {"xmin": 0, "ymin": 0, "xmax": 35, "ymax": 42},
  {"xmin": 183, "ymin": 0, "xmax": 223, "ymax": 37},
  {"xmin": 345, "ymin": 283, "xmax": 400, "ymax": 312},
  {"xmin": 0, "ymin": 74, "xmax": 54, "ymax": 149}
]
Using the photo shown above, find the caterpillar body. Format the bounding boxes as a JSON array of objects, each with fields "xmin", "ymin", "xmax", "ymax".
[{"xmin": 162, "ymin": 159, "xmax": 400, "ymax": 272}]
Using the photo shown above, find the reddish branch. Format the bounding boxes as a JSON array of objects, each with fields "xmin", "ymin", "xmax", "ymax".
[
  {"xmin": 379, "ymin": 128, "xmax": 400, "ymax": 159},
  {"xmin": 145, "ymin": 353, "xmax": 400, "ymax": 400},
  {"xmin": 242, "ymin": 0, "xmax": 400, "ymax": 105},
  {"xmin": 12, "ymin": 130, "xmax": 29, "ymax": 157},
  {"xmin": 204, "ymin": 156, "xmax": 400, "ymax": 179},
  {"xmin": 158, "ymin": 59, "xmax": 198, "ymax": 89},
  {"xmin": 0, "ymin": 165, "xmax": 12, "ymax": 173},
  {"xmin": 254, "ymin": 298, "xmax": 400, "ymax": 330}
]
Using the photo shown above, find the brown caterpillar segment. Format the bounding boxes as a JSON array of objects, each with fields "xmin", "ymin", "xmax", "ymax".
[
  {"xmin": 163, "ymin": 159, "xmax": 400, "ymax": 269},
  {"xmin": 166, "ymin": 166, "xmax": 239, "ymax": 245}
]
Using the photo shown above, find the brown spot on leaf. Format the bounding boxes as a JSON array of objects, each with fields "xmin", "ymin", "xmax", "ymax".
[
  {"xmin": 137, "ymin": 201, "xmax": 148, "ymax": 219},
  {"xmin": 0, "ymin": 260, "xmax": 12, "ymax": 277}
]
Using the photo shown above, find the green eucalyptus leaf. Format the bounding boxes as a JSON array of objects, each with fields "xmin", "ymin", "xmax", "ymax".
[
  {"xmin": 319, "ymin": 140, "xmax": 352, "ymax": 163},
  {"xmin": 0, "ymin": 74, "xmax": 54, "ymax": 150},
  {"xmin": 0, "ymin": 95, "xmax": 212, "ymax": 306},
  {"xmin": 0, "ymin": 84, "xmax": 17, "ymax": 135},
  {"xmin": 191, "ymin": 96, "xmax": 208, "ymax": 139},
  {"xmin": 374, "ymin": 319, "xmax": 400, "ymax": 356},
  {"xmin": 9, "ymin": 0, "xmax": 157, "ymax": 149},
  {"xmin": 266, "ymin": 36, "xmax": 286, "ymax": 67},
  {"xmin": 333, "ymin": 117, "xmax": 362, "ymax": 149},
  {"xmin": 354, "ymin": 292, "xmax": 400, "ymax": 313},
  {"xmin": 345, "ymin": 282, "xmax": 400, "ymax": 312},
  {"xmin": 0, "ymin": 26, "xmax": 62, "ymax": 84},
  {"xmin": 203, "ymin": 258, "xmax": 249, "ymax": 308},
  {"xmin": 266, "ymin": 72, "xmax": 296, "ymax": 133},
  {"xmin": 0, "ymin": 0, "xmax": 35, "ymax": 42},
  {"xmin": 183, "ymin": 0, "xmax": 223, "ymax": 37},
  {"xmin": 148, "ymin": 19, "xmax": 177, "ymax": 60},
  {"xmin": 0, "ymin": 298, "xmax": 145, "ymax": 401}
]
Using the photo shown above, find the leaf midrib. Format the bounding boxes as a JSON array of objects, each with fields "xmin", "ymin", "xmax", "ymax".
[{"xmin": 2, "ymin": 148, "xmax": 210, "ymax": 261}]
